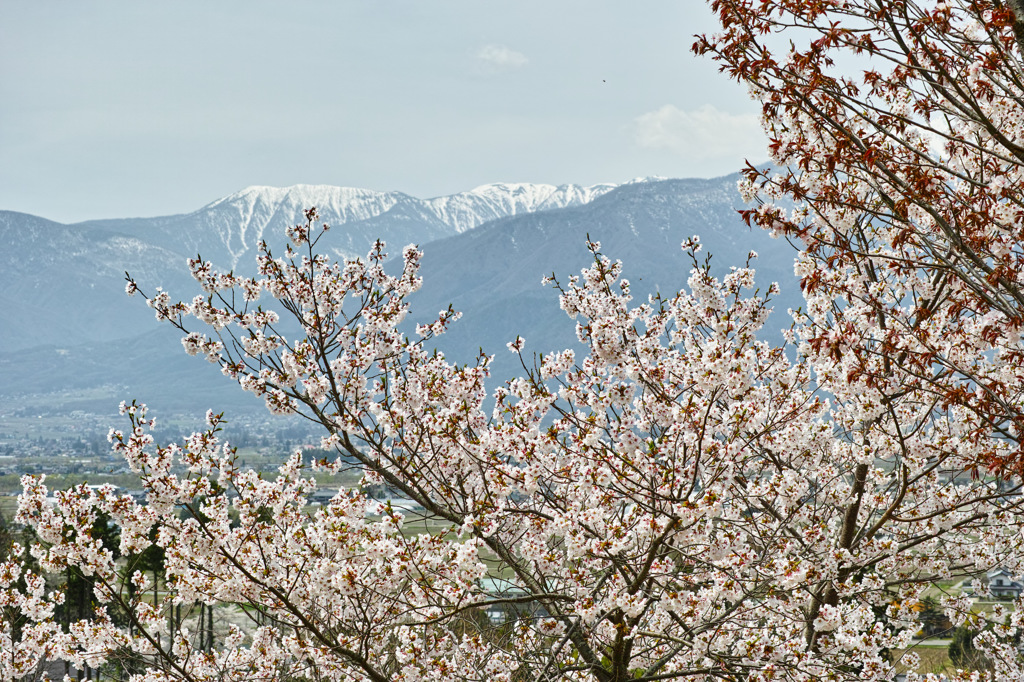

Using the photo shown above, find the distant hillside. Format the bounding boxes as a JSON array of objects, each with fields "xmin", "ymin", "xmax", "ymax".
[
  {"xmin": 0, "ymin": 210, "xmax": 195, "ymax": 353},
  {"xmin": 0, "ymin": 174, "xmax": 800, "ymax": 415}
]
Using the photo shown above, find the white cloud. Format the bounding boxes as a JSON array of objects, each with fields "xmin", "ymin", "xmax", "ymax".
[
  {"xmin": 475, "ymin": 44, "xmax": 528, "ymax": 71},
  {"xmin": 633, "ymin": 104, "xmax": 766, "ymax": 162}
]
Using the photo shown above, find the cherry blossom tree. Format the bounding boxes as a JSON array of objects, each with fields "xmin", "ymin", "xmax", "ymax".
[
  {"xmin": 1, "ymin": 207, "xmax": 1022, "ymax": 681},
  {"xmin": 7, "ymin": 1, "xmax": 1024, "ymax": 679},
  {"xmin": 695, "ymin": 0, "xmax": 1024, "ymax": 475}
]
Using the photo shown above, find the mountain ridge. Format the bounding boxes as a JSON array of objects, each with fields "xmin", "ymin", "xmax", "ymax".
[
  {"xmin": 0, "ymin": 172, "xmax": 802, "ymax": 414},
  {"xmin": 64, "ymin": 180, "xmax": 625, "ymax": 272}
]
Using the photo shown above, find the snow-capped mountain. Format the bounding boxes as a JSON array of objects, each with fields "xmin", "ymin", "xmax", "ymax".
[
  {"xmin": 75, "ymin": 181, "xmax": 619, "ymax": 271},
  {"xmin": 424, "ymin": 181, "xmax": 616, "ymax": 234}
]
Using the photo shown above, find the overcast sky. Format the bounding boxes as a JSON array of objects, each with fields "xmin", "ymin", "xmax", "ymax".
[{"xmin": 1, "ymin": 1, "xmax": 765, "ymax": 223}]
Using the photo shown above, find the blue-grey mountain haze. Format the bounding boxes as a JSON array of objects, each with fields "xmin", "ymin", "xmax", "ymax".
[{"xmin": 0, "ymin": 174, "xmax": 800, "ymax": 415}]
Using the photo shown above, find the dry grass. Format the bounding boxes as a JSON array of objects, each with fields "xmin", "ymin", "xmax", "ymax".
[{"xmin": 892, "ymin": 644, "xmax": 958, "ymax": 676}]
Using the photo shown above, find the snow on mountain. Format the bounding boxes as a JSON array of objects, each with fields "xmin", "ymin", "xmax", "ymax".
[
  {"xmin": 202, "ymin": 184, "xmax": 406, "ymax": 237},
  {"xmin": 177, "ymin": 181, "xmax": 621, "ymax": 267},
  {"xmin": 188, "ymin": 184, "xmax": 409, "ymax": 267},
  {"xmin": 424, "ymin": 182, "xmax": 617, "ymax": 233}
]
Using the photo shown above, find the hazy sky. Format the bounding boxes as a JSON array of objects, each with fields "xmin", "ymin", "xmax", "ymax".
[{"xmin": 1, "ymin": 1, "xmax": 764, "ymax": 223}]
